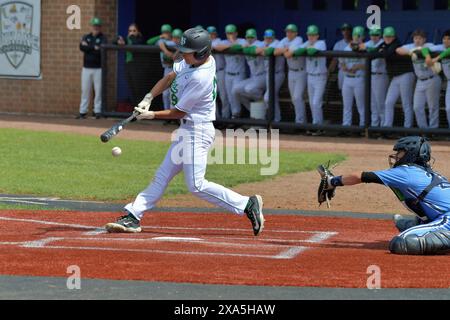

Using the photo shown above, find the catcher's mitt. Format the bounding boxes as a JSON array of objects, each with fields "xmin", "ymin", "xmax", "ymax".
[{"xmin": 317, "ymin": 163, "xmax": 336, "ymax": 208}]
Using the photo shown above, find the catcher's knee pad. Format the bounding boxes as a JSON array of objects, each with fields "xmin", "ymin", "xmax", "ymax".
[{"xmin": 389, "ymin": 231, "xmax": 450, "ymax": 255}]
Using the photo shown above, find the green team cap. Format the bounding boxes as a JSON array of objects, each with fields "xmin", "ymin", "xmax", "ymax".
[
  {"xmin": 383, "ymin": 26, "xmax": 396, "ymax": 37},
  {"xmin": 172, "ymin": 29, "xmax": 183, "ymax": 38},
  {"xmin": 306, "ymin": 25, "xmax": 319, "ymax": 35},
  {"xmin": 225, "ymin": 24, "xmax": 237, "ymax": 33},
  {"xmin": 246, "ymin": 28, "xmax": 257, "ymax": 38},
  {"xmin": 161, "ymin": 24, "xmax": 172, "ymax": 33},
  {"xmin": 369, "ymin": 27, "xmax": 382, "ymax": 36},
  {"xmin": 264, "ymin": 29, "xmax": 275, "ymax": 38},
  {"xmin": 341, "ymin": 23, "xmax": 353, "ymax": 30},
  {"xmin": 90, "ymin": 17, "xmax": 102, "ymax": 26},
  {"xmin": 353, "ymin": 26, "xmax": 365, "ymax": 37},
  {"xmin": 207, "ymin": 26, "xmax": 217, "ymax": 34},
  {"xmin": 285, "ymin": 24, "xmax": 298, "ymax": 32}
]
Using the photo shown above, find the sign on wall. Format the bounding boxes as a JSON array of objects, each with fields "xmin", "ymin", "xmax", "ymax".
[{"xmin": 0, "ymin": 0, "xmax": 41, "ymax": 79}]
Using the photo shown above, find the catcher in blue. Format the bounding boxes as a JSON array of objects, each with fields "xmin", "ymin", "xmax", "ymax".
[{"xmin": 318, "ymin": 136, "xmax": 450, "ymax": 255}]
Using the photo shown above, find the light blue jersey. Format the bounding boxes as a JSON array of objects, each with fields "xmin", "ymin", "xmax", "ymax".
[{"xmin": 374, "ymin": 165, "xmax": 450, "ymax": 221}]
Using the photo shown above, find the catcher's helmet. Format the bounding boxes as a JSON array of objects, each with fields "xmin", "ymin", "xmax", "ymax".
[
  {"xmin": 392, "ymin": 136, "xmax": 431, "ymax": 167},
  {"xmin": 178, "ymin": 27, "xmax": 212, "ymax": 61}
]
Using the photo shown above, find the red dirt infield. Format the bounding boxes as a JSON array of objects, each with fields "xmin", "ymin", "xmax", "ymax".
[{"xmin": 0, "ymin": 210, "xmax": 449, "ymax": 288}]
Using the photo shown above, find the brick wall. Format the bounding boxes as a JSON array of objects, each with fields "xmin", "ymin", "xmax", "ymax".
[{"xmin": 0, "ymin": 0, "xmax": 117, "ymax": 115}]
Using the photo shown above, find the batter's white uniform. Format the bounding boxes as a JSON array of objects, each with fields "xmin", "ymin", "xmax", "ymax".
[
  {"xmin": 431, "ymin": 44, "xmax": 450, "ymax": 128},
  {"xmin": 212, "ymin": 37, "xmax": 230, "ymax": 118},
  {"xmin": 403, "ymin": 43, "xmax": 441, "ymax": 128},
  {"xmin": 222, "ymin": 38, "xmax": 247, "ymax": 118},
  {"xmin": 365, "ymin": 39, "xmax": 389, "ymax": 127},
  {"xmin": 303, "ymin": 40, "xmax": 328, "ymax": 125},
  {"xmin": 233, "ymin": 40, "xmax": 266, "ymax": 111},
  {"xmin": 281, "ymin": 36, "xmax": 307, "ymax": 124},
  {"xmin": 342, "ymin": 44, "xmax": 366, "ymax": 126},
  {"xmin": 158, "ymin": 38, "xmax": 176, "ymax": 110},
  {"xmin": 263, "ymin": 40, "xmax": 286, "ymax": 122},
  {"xmin": 125, "ymin": 57, "xmax": 249, "ymax": 219},
  {"xmin": 333, "ymin": 39, "xmax": 351, "ymax": 90}
]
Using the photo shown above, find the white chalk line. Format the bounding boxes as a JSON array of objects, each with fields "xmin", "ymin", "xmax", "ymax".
[{"xmin": 0, "ymin": 216, "xmax": 338, "ymax": 259}]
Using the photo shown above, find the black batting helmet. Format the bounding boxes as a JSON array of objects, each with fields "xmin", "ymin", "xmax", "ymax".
[{"xmin": 177, "ymin": 27, "xmax": 212, "ymax": 61}]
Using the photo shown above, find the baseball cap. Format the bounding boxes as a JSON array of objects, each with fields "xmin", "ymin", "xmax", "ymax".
[
  {"xmin": 383, "ymin": 26, "xmax": 396, "ymax": 37},
  {"xmin": 207, "ymin": 26, "xmax": 217, "ymax": 34},
  {"xmin": 246, "ymin": 28, "xmax": 257, "ymax": 38},
  {"xmin": 353, "ymin": 26, "xmax": 365, "ymax": 37},
  {"xmin": 161, "ymin": 24, "xmax": 172, "ymax": 33},
  {"xmin": 369, "ymin": 27, "xmax": 382, "ymax": 36},
  {"xmin": 225, "ymin": 24, "xmax": 237, "ymax": 33},
  {"xmin": 264, "ymin": 29, "xmax": 275, "ymax": 38},
  {"xmin": 172, "ymin": 29, "xmax": 183, "ymax": 38},
  {"xmin": 307, "ymin": 25, "xmax": 319, "ymax": 35},
  {"xmin": 341, "ymin": 23, "xmax": 353, "ymax": 30},
  {"xmin": 285, "ymin": 24, "xmax": 298, "ymax": 33},
  {"xmin": 90, "ymin": 17, "xmax": 102, "ymax": 26}
]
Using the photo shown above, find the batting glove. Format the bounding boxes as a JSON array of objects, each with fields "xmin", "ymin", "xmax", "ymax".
[
  {"xmin": 138, "ymin": 93, "xmax": 154, "ymax": 111},
  {"xmin": 134, "ymin": 107, "xmax": 156, "ymax": 120}
]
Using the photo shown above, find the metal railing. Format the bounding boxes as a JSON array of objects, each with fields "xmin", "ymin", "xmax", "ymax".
[{"xmin": 101, "ymin": 44, "xmax": 450, "ymax": 138}]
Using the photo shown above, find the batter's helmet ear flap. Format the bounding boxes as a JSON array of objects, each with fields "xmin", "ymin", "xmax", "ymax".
[{"xmin": 194, "ymin": 46, "xmax": 210, "ymax": 60}]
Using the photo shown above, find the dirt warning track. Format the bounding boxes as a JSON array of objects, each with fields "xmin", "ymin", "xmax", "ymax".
[{"xmin": 0, "ymin": 210, "xmax": 449, "ymax": 289}]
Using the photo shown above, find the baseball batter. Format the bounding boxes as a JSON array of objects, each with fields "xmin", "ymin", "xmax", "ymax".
[
  {"xmin": 396, "ymin": 29, "xmax": 440, "ymax": 129},
  {"xmin": 360, "ymin": 27, "xmax": 388, "ymax": 127},
  {"xmin": 276, "ymin": 24, "xmax": 306, "ymax": 124},
  {"xmin": 318, "ymin": 136, "xmax": 450, "ymax": 255},
  {"xmin": 293, "ymin": 25, "xmax": 327, "ymax": 130},
  {"xmin": 207, "ymin": 26, "xmax": 230, "ymax": 119},
  {"xmin": 341, "ymin": 26, "xmax": 366, "ymax": 127},
  {"xmin": 105, "ymin": 28, "xmax": 264, "ymax": 236},
  {"xmin": 427, "ymin": 30, "xmax": 450, "ymax": 128},
  {"xmin": 260, "ymin": 28, "xmax": 286, "ymax": 122},
  {"xmin": 233, "ymin": 29, "xmax": 266, "ymax": 111},
  {"xmin": 214, "ymin": 24, "xmax": 247, "ymax": 118}
]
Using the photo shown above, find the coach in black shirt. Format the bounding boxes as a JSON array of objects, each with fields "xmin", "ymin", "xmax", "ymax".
[{"xmin": 78, "ymin": 17, "xmax": 108, "ymax": 119}]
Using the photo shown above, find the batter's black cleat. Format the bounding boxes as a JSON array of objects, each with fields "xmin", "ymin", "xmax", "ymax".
[
  {"xmin": 245, "ymin": 195, "xmax": 265, "ymax": 236},
  {"xmin": 105, "ymin": 212, "xmax": 142, "ymax": 233},
  {"xmin": 76, "ymin": 113, "xmax": 87, "ymax": 120}
]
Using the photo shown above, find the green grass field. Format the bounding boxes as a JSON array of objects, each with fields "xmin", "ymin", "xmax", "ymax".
[{"xmin": 0, "ymin": 128, "xmax": 345, "ymax": 201}]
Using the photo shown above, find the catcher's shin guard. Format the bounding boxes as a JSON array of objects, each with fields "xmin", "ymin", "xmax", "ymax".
[{"xmin": 389, "ymin": 231, "xmax": 450, "ymax": 255}]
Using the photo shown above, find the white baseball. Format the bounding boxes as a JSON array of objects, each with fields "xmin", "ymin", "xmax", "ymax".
[{"xmin": 112, "ymin": 147, "xmax": 122, "ymax": 157}]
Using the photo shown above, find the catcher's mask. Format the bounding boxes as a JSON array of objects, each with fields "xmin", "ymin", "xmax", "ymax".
[{"xmin": 389, "ymin": 136, "xmax": 432, "ymax": 168}]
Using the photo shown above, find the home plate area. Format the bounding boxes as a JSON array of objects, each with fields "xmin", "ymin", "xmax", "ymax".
[
  {"xmin": 0, "ymin": 211, "xmax": 336, "ymax": 260},
  {"xmin": 1, "ymin": 210, "xmax": 449, "ymax": 288}
]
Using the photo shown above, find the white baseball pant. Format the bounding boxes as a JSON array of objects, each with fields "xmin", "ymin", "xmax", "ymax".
[
  {"xmin": 124, "ymin": 122, "xmax": 249, "ymax": 220},
  {"xmin": 216, "ymin": 69, "xmax": 231, "ymax": 118},
  {"xmin": 264, "ymin": 72, "xmax": 286, "ymax": 122},
  {"xmin": 288, "ymin": 70, "xmax": 307, "ymax": 124},
  {"xmin": 342, "ymin": 76, "xmax": 365, "ymax": 127},
  {"xmin": 384, "ymin": 72, "xmax": 416, "ymax": 128},
  {"xmin": 162, "ymin": 67, "xmax": 172, "ymax": 110},
  {"xmin": 413, "ymin": 76, "xmax": 442, "ymax": 129},
  {"xmin": 232, "ymin": 75, "xmax": 266, "ymax": 111},
  {"xmin": 370, "ymin": 74, "xmax": 389, "ymax": 127},
  {"xmin": 307, "ymin": 74, "xmax": 327, "ymax": 125},
  {"xmin": 79, "ymin": 67, "xmax": 102, "ymax": 114},
  {"xmin": 446, "ymin": 81, "xmax": 450, "ymax": 128}
]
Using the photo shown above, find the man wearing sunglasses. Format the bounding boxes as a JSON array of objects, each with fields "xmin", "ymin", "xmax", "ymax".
[{"xmin": 317, "ymin": 136, "xmax": 450, "ymax": 255}]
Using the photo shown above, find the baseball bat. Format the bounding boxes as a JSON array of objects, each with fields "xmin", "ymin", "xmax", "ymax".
[{"xmin": 100, "ymin": 111, "xmax": 140, "ymax": 143}]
